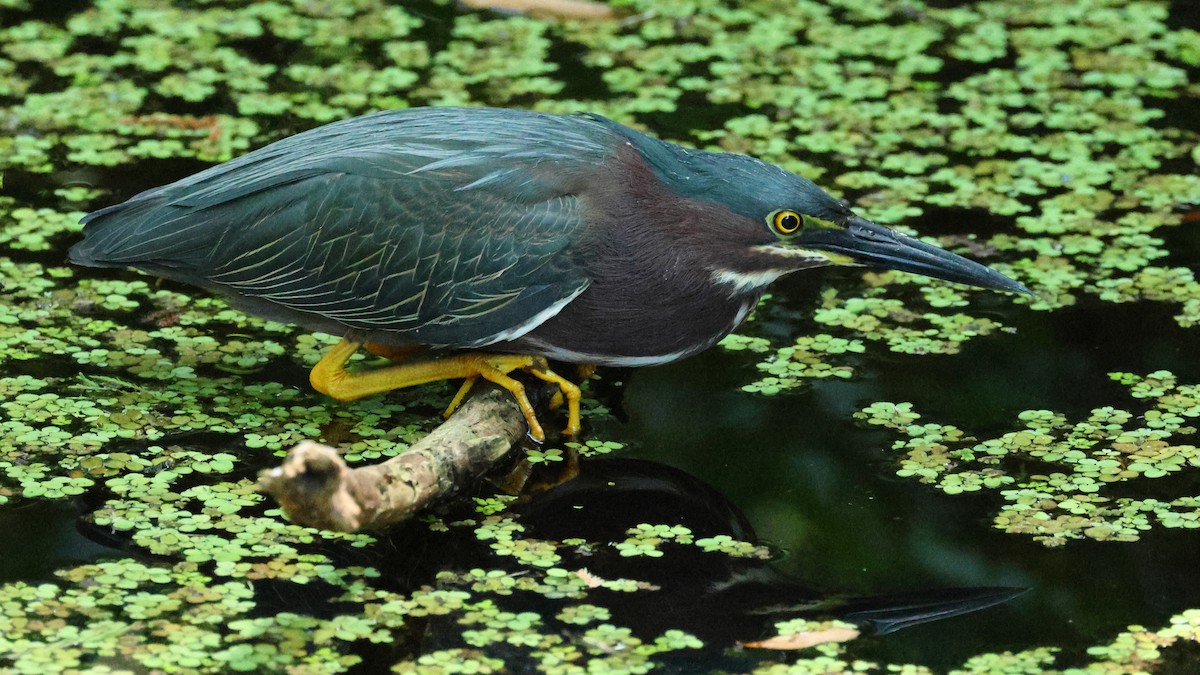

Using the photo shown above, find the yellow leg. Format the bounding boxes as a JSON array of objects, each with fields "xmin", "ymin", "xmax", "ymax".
[
  {"xmin": 363, "ymin": 342, "xmax": 476, "ymax": 419},
  {"xmin": 444, "ymin": 376, "xmax": 479, "ymax": 418},
  {"xmin": 474, "ymin": 363, "xmax": 546, "ymax": 441},
  {"xmin": 526, "ymin": 367, "xmax": 581, "ymax": 437},
  {"xmin": 309, "ymin": 338, "xmax": 582, "ymax": 442}
]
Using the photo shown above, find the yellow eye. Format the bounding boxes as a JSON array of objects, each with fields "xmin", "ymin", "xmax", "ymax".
[{"xmin": 772, "ymin": 210, "xmax": 802, "ymax": 235}]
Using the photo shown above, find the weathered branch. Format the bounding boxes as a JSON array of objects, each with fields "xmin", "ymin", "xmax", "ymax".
[{"xmin": 258, "ymin": 386, "xmax": 531, "ymax": 531}]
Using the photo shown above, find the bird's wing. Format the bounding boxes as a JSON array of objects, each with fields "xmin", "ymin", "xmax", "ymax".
[{"xmin": 71, "ymin": 108, "xmax": 618, "ymax": 347}]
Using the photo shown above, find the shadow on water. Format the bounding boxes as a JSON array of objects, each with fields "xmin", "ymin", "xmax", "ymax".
[
  {"xmin": 361, "ymin": 457, "xmax": 1024, "ymax": 671},
  {"xmin": 0, "ymin": 500, "xmax": 111, "ymax": 584},
  {"xmin": 54, "ymin": 454, "xmax": 1023, "ymax": 670},
  {"xmin": 620, "ymin": 277, "xmax": 1200, "ymax": 667}
]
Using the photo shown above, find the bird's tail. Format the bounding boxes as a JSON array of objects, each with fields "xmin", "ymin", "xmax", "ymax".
[{"xmin": 70, "ymin": 196, "xmax": 175, "ymax": 268}]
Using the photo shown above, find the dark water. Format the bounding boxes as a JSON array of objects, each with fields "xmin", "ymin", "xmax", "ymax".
[{"xmin": 619, "ymin": 273, "xmax": 1200, "ymax": 668}]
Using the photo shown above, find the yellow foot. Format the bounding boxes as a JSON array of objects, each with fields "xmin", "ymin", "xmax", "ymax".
[{"xmin": 309, "ymin": 338, "xmax": 582, "ymax": 442}]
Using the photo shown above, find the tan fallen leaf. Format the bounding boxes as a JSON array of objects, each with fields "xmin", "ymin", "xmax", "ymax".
[
  {"xmin": 460, "ymin": 0, "xmax": 615, "ymax": 20},
  {"xmin": 741, "ymin": 626, "xmax": 860, "ymax": 650}
]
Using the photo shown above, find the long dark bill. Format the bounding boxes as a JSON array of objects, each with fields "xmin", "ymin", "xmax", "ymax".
[{"xmin": 803, "ymin": 216, "xmax": 1030, "ymax": 294}]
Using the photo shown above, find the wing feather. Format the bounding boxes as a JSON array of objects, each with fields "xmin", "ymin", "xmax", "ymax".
[{"xmin": 71, "ymin": 107, "xmax": 618, "ymax": 347}]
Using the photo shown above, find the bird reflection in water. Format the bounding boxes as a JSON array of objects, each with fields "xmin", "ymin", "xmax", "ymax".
[{"xmin": 370, "ymin": 455, "xmax": 1024, "ymax": 667}]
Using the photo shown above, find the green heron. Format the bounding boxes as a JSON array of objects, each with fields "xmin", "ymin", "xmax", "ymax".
[{"xmin": 71, "ymin": 107, "xmax": 1026, "ymax": 440}]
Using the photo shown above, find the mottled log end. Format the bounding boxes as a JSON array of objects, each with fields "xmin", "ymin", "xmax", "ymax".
[
  {"xmin": 258, "ymin": 440, "xmax": 366, "ymax": 532},
  {"xmin": 258, "ymin": 385, "xmax": 544, "ymax": 532}
]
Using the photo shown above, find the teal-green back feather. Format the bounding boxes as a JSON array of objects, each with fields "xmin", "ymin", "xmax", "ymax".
[{"xmin": 71, "ymin": 107, "xmax": 625, "ymax": 347}]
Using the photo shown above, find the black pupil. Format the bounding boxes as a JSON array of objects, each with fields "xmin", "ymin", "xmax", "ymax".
[{"xmin": 781, "ymin": 213, "xmax": 799, "ymax": 230}]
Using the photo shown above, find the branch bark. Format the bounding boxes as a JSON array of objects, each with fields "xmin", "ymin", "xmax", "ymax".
[{"xmin": 258, "ymin": 385, "xmax": 530, "ymax": 531}]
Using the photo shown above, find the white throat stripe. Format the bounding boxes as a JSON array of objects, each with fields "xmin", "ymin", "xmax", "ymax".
[{"xmin": 710, "ymin": 268, "xmax": 787, "ymax": 294}]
